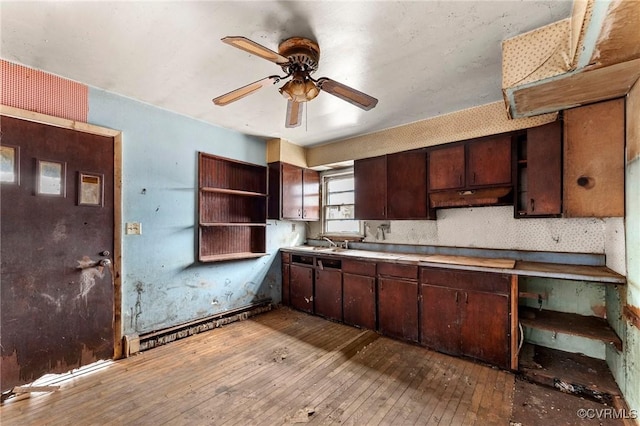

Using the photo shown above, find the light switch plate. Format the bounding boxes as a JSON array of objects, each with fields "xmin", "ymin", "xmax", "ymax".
[{"xmin": 126, "ymin": 222, "xmax": 142, "ymax": 235}]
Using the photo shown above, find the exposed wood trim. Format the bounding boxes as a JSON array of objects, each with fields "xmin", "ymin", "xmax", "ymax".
[
  {"xmin": 1, "ymin": 104, "xmax": 124, "ymax": 360},
  {"xmin": 113, "ymin": 132, "xmax": 123, "ymax": 359},
  {"xmin": 511, "ymin": 274, "xmax": 519, "ymax": 370},
  {"xmin": 0, "ymin": 105, "xmax": 120, "ymax": 136},
  {"xmin": 624, "ymin": 305, "xmax": 640, "ymax": 329},
  {"xmin": 510, "ymin": 59, "xmax": 640, "ymax": 117}
]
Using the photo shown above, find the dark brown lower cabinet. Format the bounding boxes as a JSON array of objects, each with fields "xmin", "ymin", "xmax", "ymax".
[
  {"xmin": 378, "ymin": 277, "xmax": 419, "ymax": 342},
  {"xmin": 420, "ymin": 267, "xmax": 511, "ymax": 369},
  {"xmin": 290, "ymin": 264, "xmax": 314, "ymax": 313},
  {"xmin": 282, "ymin": 262, "xmax": 290, "ymax": 306},
  {"xmin": 314, "ymin": 268, "xmax": 342, "ymax": 322},
  {"xmin": 420, "ymin": 285, "xmax": 459, "ymax": 355},
  {"xmin": 460, "ymin": 290, "xmax": 509, "ymax": 367},
  {"xmin": 343, "ymin": 273, "xmax": 376, "ymax": 330}
]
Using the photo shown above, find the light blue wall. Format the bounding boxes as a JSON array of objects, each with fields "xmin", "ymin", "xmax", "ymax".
[
  {"xmin": 88, "ymin": 89, "xmax": 304, "ymax": 335},
  {"xmin": 623, "ymin": 153, "xmax": 640, "ymax": 413}
]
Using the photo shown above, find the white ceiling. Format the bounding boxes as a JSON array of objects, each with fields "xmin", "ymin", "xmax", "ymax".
[{"xmin": 1, "ymin": 1, "xmax": 573, "ymax": 147}]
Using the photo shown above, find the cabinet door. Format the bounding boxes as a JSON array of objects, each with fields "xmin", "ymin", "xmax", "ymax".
[
  {"xmin": 290, "ymin": 264, "xmax": 313, "ymax": 313},
  {"xmin": 302, "ymin": 168, "xmax": 320, "ymax": 220},
  {"xmin": 420, "ymin": 284, "xmax": 460, "ymax": 356},
  {"xmin": 281, "ymin": 163, "xmax": 303, "ymax": 219},
  {"xmin": 526, "ymin": 121, "xmax": 562, "ymax": 216},
  {"xmin": 354, "ymin": 156, "xmax": 387, "ymax": 219},
  {"xmin": 428, "ymin": 145, "xmax": 465, "ymax": 190},
  {"xmin": 563, "ymin": 98, "xmax": 624, "ymax": 217},
  {"xmin": 467, "ymin": 135, "xmax": 512, "ymax": 187},
  {"xmin": 343, "ymin": 273, "xmax": 376, "ymax": 330},
  {"xmin": 314, "ymin": 269, "xmax": 342, "ymax": 322},
  {"xmin": 378, "ymin": 277, "xmax": 419, "ymax": 342},
  {"xmin": 282, "ymin": 262, "xmax": 290, "ymax": 306},
  {"xmin": 387, "ymin": 150, "xmax": 428, "ymax": 219},
  {"xmin": 459, "ymin": 291, "xmax": 510, "ymax": 369}
]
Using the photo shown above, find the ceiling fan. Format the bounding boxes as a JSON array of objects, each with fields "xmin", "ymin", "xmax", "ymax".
[{"xmin": 212, "ymin": 36, "xmax": 378, "ymax": 128}]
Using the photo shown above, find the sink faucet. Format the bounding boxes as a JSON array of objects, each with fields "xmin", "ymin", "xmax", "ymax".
[{"xmin": 323, "ymin": 236, "xmax": 337, "ymax": 248}]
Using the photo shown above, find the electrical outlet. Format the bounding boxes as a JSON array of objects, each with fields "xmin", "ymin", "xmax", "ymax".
[{"xmin": 126, "ymin": 222, "xmax": 142, "ymax": 235}]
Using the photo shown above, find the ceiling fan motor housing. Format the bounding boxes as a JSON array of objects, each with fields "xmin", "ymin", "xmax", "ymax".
[{"xmin": 278, "ymin": 37, "xmax": 320, "ymax": 73}]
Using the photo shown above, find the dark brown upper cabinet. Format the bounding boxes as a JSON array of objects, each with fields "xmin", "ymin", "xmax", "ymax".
[
  {"xmin": 563, "ymin": 98, "xmax": 624, "ymax": 218},
  {"xmin": 354, "ymin": 155, "xmax": 387, "ymax": 220},
  {"xmin": 428, "ymin": 134, "xmax": 513, "ymax": 209},
  {"xmin": 466, "ymin": 135, "xmax": 512, "ymax": 187},
  {"xmin": 515, "ymin": 121, "xmax": 562, "ymax": 217},
  {"xmin": 268, "ymin": 162, "xmax": 320, "ymax": 221},
  {"xmin": 428, "ymin": 144, "xmax": 465, "ymax": 191},
  {"xmin": 354, "ymin": 150, "xmax": 433, "ymax": 220}
]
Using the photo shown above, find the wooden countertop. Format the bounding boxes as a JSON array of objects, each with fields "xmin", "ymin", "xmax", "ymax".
[{"xmin": 281, "ymin": 246, "xmax": 626, "ymax": 284}]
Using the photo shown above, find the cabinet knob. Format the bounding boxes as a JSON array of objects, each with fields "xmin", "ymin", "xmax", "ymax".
[
  {"xmin": 455, "ymin": 291, "xmax": 459, "ymax": 302},
  {"xmin": 298, "ymin": 209, "xmax": 302, "ymax": 217},
  {"xmin": 530, "ymin": 198, "xmax": 535, "ymax": 212}
]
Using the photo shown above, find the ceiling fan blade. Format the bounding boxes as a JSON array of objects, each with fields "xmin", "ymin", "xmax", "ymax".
[
  {"xmin": 222, "ymin": 36, "xmax": 289, "ymax": 65},
  {"xmin": 285, "ymin": 100, "xmax": 303, "ymax": 128},
  {"xmin": 212, "ymin": 76, "xmax": 278, "ymax": 106},
  {"xmin": 317, "ymin": 78, "xmax": 378, "ymax": 111}
]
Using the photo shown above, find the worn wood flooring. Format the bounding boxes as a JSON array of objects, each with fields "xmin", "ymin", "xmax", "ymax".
[{"xmin": 1, "ymin": 308, "xmax": 514, "ymax": 425}]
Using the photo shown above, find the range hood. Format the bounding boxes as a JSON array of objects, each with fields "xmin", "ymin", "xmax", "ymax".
[{"xmin": 429, "ymin": 186, "xmax": 513, "ymax": 209}]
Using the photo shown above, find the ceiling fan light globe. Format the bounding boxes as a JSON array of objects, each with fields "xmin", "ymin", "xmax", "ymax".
[{"xmin": 279, "ymin": 79, "xmax": 319, "ymax": 103}]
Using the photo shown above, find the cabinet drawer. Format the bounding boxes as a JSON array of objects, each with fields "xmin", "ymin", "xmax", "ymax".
[
  {"xmin": 316, "ymin": 257, "xmax": 341, "ymax": 270},
  {"xmin": 378, "ymin": 262, "xmax": 418, "ymax": 280},
  {"xmin": 420, "ymin": 267, "xmax": 510, "ymax": 294},
  {"xmin": 291, "ymin": 254, "xmax": 314, "ymax": 265},
  {"xmin": 282, "ymin": 252, "xmax": 291, "ymax": 263},
  {"xmin": 343, "ymin": 259, "xmax": 376, "ymax": 276}
]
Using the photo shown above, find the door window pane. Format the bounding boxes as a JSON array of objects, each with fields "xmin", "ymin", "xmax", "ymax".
[
  {"xmin": 37, "ymin": 160, "xmax": 66, "ymax": 196},
  {"xmin": 0, "ymin": 146, "xmax": 18, "ymax": 184}
]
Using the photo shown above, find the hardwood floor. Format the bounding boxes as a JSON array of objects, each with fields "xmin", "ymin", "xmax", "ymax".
[{"xmin": 1, "ymin": 308, "xmax": 514, "ymax": 425}]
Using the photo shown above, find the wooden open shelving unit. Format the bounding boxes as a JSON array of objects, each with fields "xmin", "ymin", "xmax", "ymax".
[{"xmin": 198, "ymin": 152, "xmax": 267, "ymax": 262}]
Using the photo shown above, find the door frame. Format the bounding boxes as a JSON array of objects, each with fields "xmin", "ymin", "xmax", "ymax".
[{"xmin": 1, "ymin": 105, "xmax": 124, "ymax": 359}]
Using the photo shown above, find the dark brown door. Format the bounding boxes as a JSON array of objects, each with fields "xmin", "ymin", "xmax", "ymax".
[
  {"xmin": 420, "ymin": 284, "xmax": 460, "ymax": 356},
  {"xmin": 428, "ymin": 145, "xmax": 465, "ymax": 190},
  {"xmin": 460, "ymin": 291, "xmax": 510, "ymax": 368},
  {"xmin": 289, "ymin": 264, "xmax": 313, "ymax": 313},
  {"xmin": 467, "ymin": 135, "xmax": 512, "ymax": 187},
  {"xmin": 387, "ymin": 150, "xmax": 427, "ymax": 219},
  {"xmin": 281, "ymin": 163, "xmax": 303, "ymax": 219},
  {"xmin": 526, "ymin": 121, "xmax": 562, "ymax": 216},
  {"xmin": 343, "ymin": 273, "xmax": 376, "ymax": 330},
  {"xmin": 378, "ymin": 277, "xmax": 418, "ymax": 342},
  {"xmin": 314, "ymin": 269, "xmax": 342, "ymax": 321},
  {"xmin": 354, "ymin": 156, "xmax": 387, "ymax": 219},
  {"xmin": 302, "ymin": 168, "xmax": 320, "ymax": 220},
  {"xmin": 1, "ymin": 116, "xmax": 114, "ymax": 391}
]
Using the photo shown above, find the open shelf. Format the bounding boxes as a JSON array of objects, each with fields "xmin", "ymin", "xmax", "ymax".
[
  {"xmin": 200, "ymin": 187, "xmax": 267, "ymax": 197},
  {"xmin": 199, "ymin": 252, "xmax": 267, "ymax": 263},
  {"xmin": 520, "ymin": 307, "xmax": 622, "ymax": 350},
  {"xmin": 519, "ymin": 343, "xmax": 622, "ymax": 403},
  {"xmin": 198, "ymin": 153, "xmax": 267, "ymax": 262}
]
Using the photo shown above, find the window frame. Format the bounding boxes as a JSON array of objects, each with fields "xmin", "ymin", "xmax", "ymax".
[{"xmin": 321, "ymin": 167, "xmax": 361, "ymax": 238}]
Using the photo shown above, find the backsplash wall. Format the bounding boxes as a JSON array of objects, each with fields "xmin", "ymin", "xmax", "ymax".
[{"xmin": 309, "ymin": 206, "xmax": 626, "ymax": 275}]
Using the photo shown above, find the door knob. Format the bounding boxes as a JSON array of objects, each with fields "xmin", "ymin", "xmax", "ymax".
[{"xmin": 100, "ymin": 250, "xmax": 110, "ymax": 257}]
